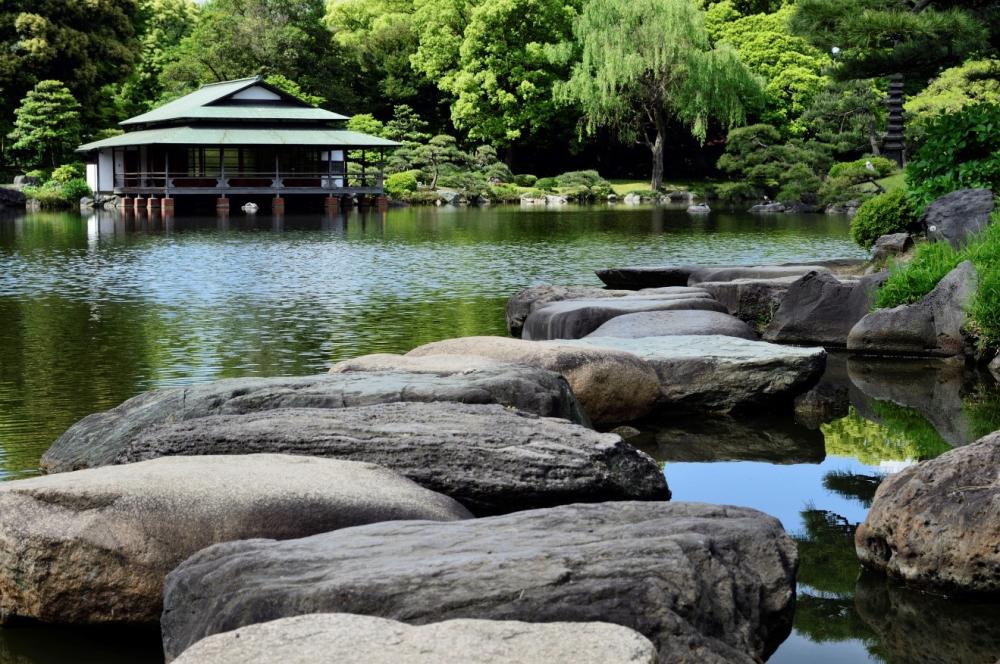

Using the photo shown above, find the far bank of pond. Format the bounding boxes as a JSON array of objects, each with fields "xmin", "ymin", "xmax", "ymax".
[{"xmin": 0, "ymin": 205, "xmax": 997, "ymax": 663}]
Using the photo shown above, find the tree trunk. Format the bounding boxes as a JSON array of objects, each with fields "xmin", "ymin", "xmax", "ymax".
[{"xmin": 649, "ymin": 108, "xmax": 666, "ymax": 191}]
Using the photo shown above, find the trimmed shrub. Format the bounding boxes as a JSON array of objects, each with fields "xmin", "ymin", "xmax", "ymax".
[
  {"xmin": 50, "ymin": 162, "xmax": 85, "ymax": 183},
  {"xmin": 61, "ymin": 178, "xmax": 91, "ymax": 202},
  {"xmin": 513, "ymin": 174, "xmax": 537, "ymax": 187},
  {"xmin": 715, "ymin": 181, "xmax": 757, "ymax": 203},
  {"xmin": 535, "ymin": 177, "xmax": 558, "ymax": 190},
  {"xmin": 23, "ymin": 178, "xmax": 91, "ymax": 208},
  {"xmin": 906, "ymin": 102, "xmax": 1000, "ymax": 210},
  {"xmin": 26, "ymin": 168, "xmax": 49, "ymax": 181},
  {"xmin": 483, "ymin": 161, "xmax": 514, "ymax": 183},
  {"xmin": 385, "ymin": 170, "xmax": 420, "ymax": 197},
  {"xmin": 850, "ymin": 189, "xmax": 917, "ymax": 249},
  {"xmin": 486, "ymin": 183, "xmax": 521, "ymax": 203}
]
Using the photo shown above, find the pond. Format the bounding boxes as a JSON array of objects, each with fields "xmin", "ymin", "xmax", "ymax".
[{"xmin": 0, "ymin": 205, "xmax": 998, "ymax": 663}]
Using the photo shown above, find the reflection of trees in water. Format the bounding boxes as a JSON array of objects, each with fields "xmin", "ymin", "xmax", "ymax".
[
  {"xmin": 821, "ymin": 405, "xmax": 950, "ymax": 465},
  {"xmin": 822, "ymin": 470, "xmax": 883, "ymax": 507},
  {"xmin": 794, "ymin": 509, "xmax": 861, "ymax": 597}
]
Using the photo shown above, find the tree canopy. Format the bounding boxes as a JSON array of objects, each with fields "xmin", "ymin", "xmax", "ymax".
[
  {"xmin": 8, "ymin": 80, "xmax": 82, "ymax": 168},
  {"xmin": 556, "ymin": 0, "xmax": 763, "ymax": 188}
]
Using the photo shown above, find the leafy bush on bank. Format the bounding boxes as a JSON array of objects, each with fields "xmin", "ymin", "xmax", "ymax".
[
  {"xmin": 22, "ymin": 172, "xmax": 91, "ymax": 209},
  {"xmin": 850, "ymin": 189, "xmax": 917, "ymax": 249}
]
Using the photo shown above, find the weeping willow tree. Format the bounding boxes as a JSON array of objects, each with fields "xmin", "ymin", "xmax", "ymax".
[{"xmin": 554, "ymin": 0, "xmax": 763, "ymax": 190}]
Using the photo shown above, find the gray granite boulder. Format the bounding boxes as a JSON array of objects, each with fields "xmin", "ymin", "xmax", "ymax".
[
  {"xmin": 506, "ymin": 285, "xmax": 709, "ymax": 337},
  {"xmin": 96, "ymin": 402, "xmax": 670, "ymax": 515},
  {"xmin": 522, "ymin": 294, "xmax": 726, "ymax": 340},
  {"xmin": 405, "ymin": 338, "xmax": 661, "ymax": 424},
  {"xmin": 748, "ymin": 203, "xmax": 785, "ymax": 214},
  {"xmin": 596, "ymin": 266, "xmax": 705, "ymax": 289},
  {"xmin": 763, "ymin": 271, "xmax": 889, "ymax": 347},
  {"xmin": 847, "ymin": 261, "xmax": 977, "ymax": 357},
  {"xmin": 42, "ymin": 361, "xmax": 586, "ymax": 473},
  {"xmin": 698, "ymin": 276, "xmax": 802, "ymax": 327},
  {"xmin": 588, "ymin": 310, "xmax": 757, "ymax": 340},
  {"xmin": 922, "ymin": 188, "xmax": 994, "ymax": 249},
  {"xmin": 161, "ymin": 502, "xmax": 798, "ymax": 663},
  {"xmin": 0, "ymin": 186, "xmax": 26, "ymax": 208},
  {"xmin": 0, "ymin": 455, "xmax": 469, "ymax": 625},
  {"xmin": 687, "ymin": 265, "xmax": 832, "ymax": 285},
  {"xmin": 856, "ymin": 431, "xmax": 1000, "ymax": 594},
  {"xmin": 559, "ymin": 335, "xmax": 826, "ymax": 413},
  {"xmin": 172, "ymin": 614, "xmax": 659, "ymax": 664},
  {"xmin": 871, "ymin": 233, "xmax": 913, "ymax": 262}
]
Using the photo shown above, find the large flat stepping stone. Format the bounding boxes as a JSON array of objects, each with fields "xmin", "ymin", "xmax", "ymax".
[
  {"xmin": 42, "ymin": 361, "xmax": 585, "ymax": 473},
  {"xmin": 856, "ymin": 431, "xmax": 1000, "ymax": 594},
  {"xmin": 173, "ymin": 614, "xmax": 658, "ymax": 664},
  {"xmin": 588, "ymin": 310, "xmax": 757, "ymax": 340},
  {"xmin": 104, "ymin": 402, "xmax": 669, "ymax": 516},
  {"xmin": 405, "ymin": 338, "xmax": 661, "ymax": 424},
  {"xmin": 507, "ymin": 284, "xmax": 710, "ymax": 337},
  {"xmin": 687, "ymin": 265, "xmax": 832, "ymax": 285},
  {"xmin": 0, "ymin": 455, "xmax": 470, "ymax": 625},
  {"xmin": 561, "ymin": 335, "xmax": 825, "ymax": 413},
  {"xmin": 522, "ymin": 294, "xmax": 725, "ymax": 341},
  {"xmin": 161, "ymin": 502, "xmax": 798, "ymax": 664}
]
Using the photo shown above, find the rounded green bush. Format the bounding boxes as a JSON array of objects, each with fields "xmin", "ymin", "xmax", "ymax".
[
  {"xmin": 535, "ymin": 177, "xmax": 558, "ymax": 190},
  {"xmin": 850, "ymin": 189, "xmax": 917, "ymax": 250},
  {"xmin": 513, "ymin": 174, "xmax": 537, "ymax": 187},
  {"xmin": 60, "ymin": 178, "xmax": 92, "ymax": 202},
  {"xmin": 385, "ymin": 170, "xmax": 420, "ymax": 197},
  {"xmin": 50, "ymin": 162, "xmax": 86, "ymax": 184}
]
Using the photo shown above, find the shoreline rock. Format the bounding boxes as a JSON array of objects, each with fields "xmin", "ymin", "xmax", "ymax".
[
  {"xmin": 587, "ymin": 310, "xmax": 757, "ymax": 340},
  {"xmin": 0, "ymin": 455, "xmax": 470, "ymax": 625},
  {"xmin": 161, "ymin": 502, "xmax": 799, "ymax": 663}
]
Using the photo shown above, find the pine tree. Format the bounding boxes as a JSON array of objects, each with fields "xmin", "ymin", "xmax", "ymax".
[{"xmin": 8, "ymin": 81, "xmax": 82, "ymax": 169}]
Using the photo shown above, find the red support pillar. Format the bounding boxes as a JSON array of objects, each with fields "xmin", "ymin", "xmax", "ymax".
[
  {"xmin": 161, "ymin": 197, "xmax": 175, "ymax": 214},
  {"xmin": 147, "ymin": 196, "xmax": 161, "ymax": 213},
  {"xmin": 324, "ymin": 196, "xmax": 340, "ymax": 213},
  {"xmin": 272, "ymin": 197, "xmax": 285, "ymax": 213},
  {"xmin": 120, "ymin": 196, "xmax": 133, "ymax": 212},
  {"xmin": 133, "ymin": 196, "xmax": 146, "ymax": 212},
  {"xmin": 375, "ymin": 195, "xmax": 389, "ymax": 212},
  {"xmin": 216, "ymin": 197, "xmax": 230, "ymax": 214}
]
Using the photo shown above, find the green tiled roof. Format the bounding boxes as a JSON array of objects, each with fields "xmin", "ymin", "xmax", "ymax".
[
  {"xmin": 78, "ymin": 126, "xmax": 400, "ymax": 151},
  {"xmin": 119, "ymin": 77, "xmax": 349, "ymax": 126}
]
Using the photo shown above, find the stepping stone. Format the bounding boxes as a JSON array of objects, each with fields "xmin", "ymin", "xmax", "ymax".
[
  {"xmin": 161, "ymin": 502, "xmax": 798, "ymax": 664},
  {"xmin": 103, "ymin": 402, "xmax": 670, "ymax": 516},
  {"xmin": 172, "ymin": 614, "xmax": 659, "ymax": 664},
  {"xmin": 588, "ymin": 310, "xmax": 757, "ymax": 340},
  {"xmin": 0, "ymin": 455, "xmax": 470, "ymax": 625},
  {"xmin": 42, "ymin": 360, "xmax": 586, "ymax": 473},
  {"xmin": 405, "ymin": 337, "xmax": 661, "ymax": 425},
  {"xmin": 561, "ymin": 335, "xmax": 826, "ymax": 413},
  {"xmin": 521, "ymin": 294, "xmax": 725, "ymax": 340}
]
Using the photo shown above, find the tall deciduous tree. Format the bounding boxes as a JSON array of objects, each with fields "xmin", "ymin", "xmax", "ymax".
[
  {"xmin": 8, "ymin": 80, "xmax": 82, "ymax": 168},
  {"xmin": 443, "ymin": 0, "xmax": 582, "ymax": 146},
  {"xmin": 160, "ymin": 0, "xmax": 352, "ymax": 110},
  {"xmin": 556, "ymin": 0, "xmax": 763, "ymax": 190},
  {"xmin": 0, "ymin": 0, "xmax": 138, "ymax": 132}
]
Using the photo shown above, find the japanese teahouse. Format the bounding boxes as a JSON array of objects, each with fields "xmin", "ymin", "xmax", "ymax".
[{"xmin": 77, "ymin": 76, "xmax": 399, "ymax": 214}]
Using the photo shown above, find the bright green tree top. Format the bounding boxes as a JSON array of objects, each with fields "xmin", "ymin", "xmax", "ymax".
[
  {"xmin": 8, "ymin": 80, "xmax": 82, "ymax": 168},
  {"xmin": 905, "ymin": 59, "xmax": 1000, "ymax": 140}
]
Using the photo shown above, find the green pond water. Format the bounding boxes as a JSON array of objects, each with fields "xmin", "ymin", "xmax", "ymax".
[{"xmin": 1, "ymin": 205, "xmax": 998, "ymax": 663}]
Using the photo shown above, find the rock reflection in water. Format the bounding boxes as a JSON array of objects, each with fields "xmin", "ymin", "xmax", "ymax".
[
  {"xmin": 631, "ymin": 414, "xmax": 826, "ymax": 464},
  {"xmin": 0, "ymin": 624, "xmax": 163, "ymax": 664}
]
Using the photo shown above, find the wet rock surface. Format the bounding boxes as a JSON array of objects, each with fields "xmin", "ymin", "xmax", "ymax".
[
  {"xmin": 107, "ymin": 402, "xmax": 670, "ymax": 515},
  {"xmin": 406, "ymin": 337, "xmax": 661, "ymax": 424},
  {"xmin": 0, "ymin": 455, "xmax": 470, "ymax": 625},
  {"xmin": 561, "ymin": 335, "xmax": 826, "ymax": 413},
  {"xmin": 43, "ymin": 362, "xmax": 586, "ymax": 472},
  {"xmin": 172, "ymin": 614, "xmax": 659, "ymax": 664},
  {"xmin": 856, "ymin": 431, "xmax": 1000, "ymax": 594},
  {"xmin": 506, "ymin": 285, "xmax": 634, "ymax": 337},
  {"xmin": 698, "ymin": 276, "xmax": 801, "ymax": 326},
  {"xmin": 161, "ymin": 502, "xmax": 799, "ymax": 664}
]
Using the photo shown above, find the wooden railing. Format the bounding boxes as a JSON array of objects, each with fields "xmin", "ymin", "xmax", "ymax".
[{"xmin": 114, "ymin": 171, "xmax": 384, "ymax": 192}]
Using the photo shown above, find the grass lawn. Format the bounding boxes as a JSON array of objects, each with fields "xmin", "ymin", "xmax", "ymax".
[
  {"xmin": 608, "ymin": 178, "xmax": 717, "ymax": 196},
  {"xmin": 877, "ymin": 172, "xmax": 906, "ymax": 193}
]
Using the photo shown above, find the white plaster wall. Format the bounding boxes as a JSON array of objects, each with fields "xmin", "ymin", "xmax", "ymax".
[{"xmin": 85, "ymin": 149, "xmax": 114, "ymax": 194}]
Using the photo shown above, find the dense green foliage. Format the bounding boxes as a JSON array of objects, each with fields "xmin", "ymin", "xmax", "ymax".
[
  {"xmin": 905, "ymin": 59, "xmax": 1000, "ymax": 142},
  {"xmin": 849, "ymin": 189, "xmax": 916, "ymax": 249},
  {"xmin": 717, "ymin": 124, "xmax": 830, "ymax": 202},
  {"xmin": 905, "ymin": 103, "xmax": 1000, "ymax": 209},
  {"xmin": 876, "ymin": 214, "xmax": 1000, "ymax": 346},
  {"xmin": 555, "ymin": 0, "xmax": 763, "ymax": 189},
  {"xmin": 8, "ymin": 81, "xmax": 82, "ymax": 168}
]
